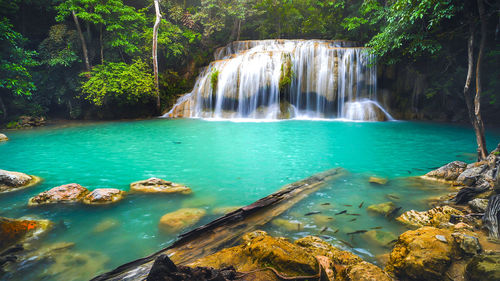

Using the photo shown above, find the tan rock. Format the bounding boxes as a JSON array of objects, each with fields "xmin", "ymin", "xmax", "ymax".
[
  {"xmin": 369, "ymin": 176, "xmax": 388, "ymax": 185},
  {"xmin": 28, "ymin": 183, "xmax": 89, "ymax": 205},
  {"xmin": 342, "ymin": 261, "xmax": 391, "ymax": 281},
  {"xmin": 130, "ymin": 177, "xmax": 192, "ymax": 194},
  {"xmin": 159, "ymin": 208, "xmax": 206, "ymax": 234},
  {"xmin": 0, "ymin": 133, "xmax": 8, "ymax": 142},
  {"xmin": 386, "ymin": 227, "xmax": 454, "ymax": 280},
  {"xmin": 422, "ymin": 161, "xmax": 467, "ymax": 183},
  {"xmin": 0, "ymin": 169, "xmax": 42, "ymax": 193},
  {"xmin": 82, "ymin": 188, "xmax": 125, "ymax": 204},
  {"xmin": 396, "ymin": 206, "xmax": 463, "ymax": 229},
  {"xmin": 271, "ymin": 218, "xmax": 302, "ymax": 232},
  {"xmin": 361, "ymin": 230, "xmax": 397, "ymax": 248},
  {"xmin": 367, "ymin": 202, "xmax": 396, "ymax": 216}
]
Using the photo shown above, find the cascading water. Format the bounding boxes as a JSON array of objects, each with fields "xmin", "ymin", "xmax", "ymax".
[{"xmin": 164, "ymin": 40, "xmax": 394, "ymax": 121}]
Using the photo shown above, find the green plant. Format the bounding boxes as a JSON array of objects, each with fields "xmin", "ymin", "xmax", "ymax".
[
  {"xmin": 279, "ymin": 55, "xmax": 293, "ymax": 92},
  {"xmin": 210, "ymin": 69, "xmax": 219, "ymax": 92}
]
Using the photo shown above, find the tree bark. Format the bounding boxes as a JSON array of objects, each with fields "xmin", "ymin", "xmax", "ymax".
[
  {"xmin": 0, "ymin": 95, "xmax": 7, "ymax": 120},
  {"xmin": 100, "ymin": 24, "xmax": 104, "ymax": 64},
  {"xmin": 236, "ymin": 19, "xmax": 241, "ymax": 41},
  {"xmin": 464, "ymin": 24, "xmax": 475, "ymax": 124},
  {"xmin": 152, "ymin": 0, "xmax": 161, "ymax": 113},
  {"xmin": 72, "ymin": 10, "xmax": 91, "ymax": 73},
  {"xmin": 474, "ymin": 0, "xmax": 488, "ymax": 160}
]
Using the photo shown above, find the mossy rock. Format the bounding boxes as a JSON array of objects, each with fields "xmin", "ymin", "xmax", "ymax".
[
  {"xmin": 465, "ymin": 253, "xmax": 500, "ymax": 281},
  {"xmin": 367, "ymin": 202, "xmax": 396, "ymax": 216}
]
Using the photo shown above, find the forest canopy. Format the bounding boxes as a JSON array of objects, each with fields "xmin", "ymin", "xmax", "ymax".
[{"xmin": 0, "ymin": 0, "xmax": 498, "ymax": 123}]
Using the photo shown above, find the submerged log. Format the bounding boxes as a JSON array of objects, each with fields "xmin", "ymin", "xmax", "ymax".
[{"xmin": 91, "ymin": 168, "xmax": 345, "ymax": 281}]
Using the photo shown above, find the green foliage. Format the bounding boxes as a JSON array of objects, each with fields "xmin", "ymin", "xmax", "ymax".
[
  {"xmin": 210, "ymin": 69, "xmax": 219, "ymax": 92},
  {"xmin": 80, "ymin": 59, "xmax": 154, "ymax": 106},
  {"xmin": 279, "ymin": 54, "xmax": 293, "ymax": 91},
  {"xmin": 0, "ymin": 18, "xmax": 38, "ymax": 97}
]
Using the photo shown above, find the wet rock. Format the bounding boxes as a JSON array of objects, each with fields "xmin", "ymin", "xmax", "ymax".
[
  {"xmin": 465, "ymin": 253, "xmax": 500, "ymax": 281},
  {"xmin": 159, "ymin": 208, "xmax": 206, "ymax": 234},
  {"xmin": 367, "ymin": 202, "xmax": 396, "ymax": 216},
  {"xmin": 212, "ymin": 206, "xmax": 241, "ymax": 215},
  {"xmin": 452, "ymin": 232, "xmax": 481, "ymax": 256},
  {"xmin": 0, "ymin": 133, "xmax": 8, "ymax": 142},
  {"xmin": 386, "ymin": 227, "xmax": 454, "ymax": 281},
  {"xmin": 457, "ymin": 165, "xmax": 487, "ymax": 186},
  {"xmin": 28, "ymin": 183, "xmax": 89, "ymax": 205},
  {"xmin": 396, "ymin": 205, "xmax": 463, "ymax": 229},
  {"xmin": 294, "ymin": 235, "xmax": 363, "ymax": 266},
  {"xmin": 82, "ymin": 188, "xmax": 125, "ymax": 204},
  {"xmin": 423, "ymin": 161, "xmax": 467, "ymax": 182},
  {"xmin": 0, "ymin": 169, "xmax": 41, "ymax": 193},
  {"xmin": 342, "ymin": 261, "xmax": 391, "ymax": 281},
  {"xmin": 130, "ymin": 177, "xmax": 192, "ymax": 194},
  {"xmin": 190, "ymin": 230, "xmax": 318, "ymax": 277},
  {"xmin": 361, "ymin": 230, "xmax": 397, "ymax": 248},
  {"xmin": 147, "ymin": 254, "xmax": 239, "ymax": 281},
  {"xmin": 0, "ymin": 217, "xmax": 52, "ymax": 252},
  {"xmin": 369, "ymin": 177, "xmax": 388, "ymax": 185},
  {"xmin": 92, "ymin": 218, "xmax": 120, "ymax": 233},
  {"xmin": 271, "ymin": 218, "xmax": 302, "ymax": 232},
  {"xmin": 468, "ymin": 198, "xmax": 488, "ymax": 213}
]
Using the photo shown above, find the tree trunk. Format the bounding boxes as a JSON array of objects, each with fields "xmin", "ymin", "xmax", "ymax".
[
  {"xmin": 0, "ymin": 95, "xmax": 7, "ymax": 120},
  {"xmin": 152, "ymin": 0, "xmax": 161, "ymax": 113},
  {"xmin": 72, "ymin": 10, "xmax": 91, "ymax": 73},
  {"xmin": 474, "ymin": 0, "xmax": 488, "ymax": 160},
  {"xmin": 236, "ymin": 19, "xmax": 241, "ymax": 41},
  {"xmin": 100, "ymin": 24, "xmax": 104, "ymax": 64},
  {"xmin": 464, "ymin": 24, "xmax": 475, "ymax": 124}
]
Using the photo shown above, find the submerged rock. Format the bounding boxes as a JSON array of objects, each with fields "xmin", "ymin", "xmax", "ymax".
[
  {"xmin": 271, "ymin": 218, "xmax": 302, "ymax": 232},
  {"xmin": 396, "ymin": 205, "xmax": 463, "ymax": 229},
  {"xmin": 361, "ymin": 230, "xmax": 397, "ymax": 248},
  {"xmin": 28, "ymin": 183, "xmax": 89, "ymax": 205},
  {"xmin": 423, "ymin": 161, "xmax": 467, "ymax": 183},
  {"xmin": 130, "ymin": 177, "xmax": 192, "ymax": 194},
  {"xmin": 0, "ymin": 169, "xmax": 41, "ymax": 193},
  {"xmin": 212, "ymin": 206, "xmax": 241, "ymax": 215},
  {"xmin": 92, "ymin": 218, "xmax": 120, "ymax": 233},
  {"xmin": 41, "ymin": 250, "xmax": 109, "ymax": 280},
  {"xmin": 0, "ymin": 133, "xmax": 8, "ymax": 142},
  {"xmin": 367, "ymin": 201, "xmax": 396, "ymax": 216},
  {"xmin": 369, "ymin": 176, "xmax": 388, "ymax": 185},
  {"xmin": 159, "ymin": 208, "xmax": 206, "ymax": 234},
  {"xmin": 465, "ymin": 252, "xmax": 500, "ymax": 281},
  {"xmin": 386, "ymin": 226, "xmax": 454, "ymax": 280},
  {"xmin": 82, "ymin": 188, "xmax": 125, "ymax": 204},
  {"xmin": 0, "ymin": 217, "xmax": 52, "ymax": 252}
]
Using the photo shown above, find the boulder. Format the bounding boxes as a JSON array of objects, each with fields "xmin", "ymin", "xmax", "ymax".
[
  {"xmin": 369, "ymin": 177, "xmax": 388, "ymax": 185},
  {"xmin": 0, "ymin": 133, "xmax": 8, "ymax": 142},
  {"xmin": 451, "ymin": 232, "xmax": 481, "ymax": 256},
  {"xmin": 386, "ymin": 227, "xmax": 454, "ymax": 281},
  {"xmin": 28, "ymin": 183, "xmax": 89, "ymax": 205},
  {"xmin": 423, "ymin": 161, "xmax": 467, "ymax": 182},
  {"xmin": 0, "ymin": 169, "xmax": 41, "ymax": 193},
  {"xmin": 465, "ymin": 253, "xmax": 500, "ymax": 281},
  {"xmin": 396, "ymin": 206, "xmax": 463, "ymax": 229},
  {"xmin": 82, "ymin": 188, "xmax": 125, "ymax": 204},
  {"xmin": 130, "ymin": 177, "xmax": 192, "ymax": 194},
  {"xmin": 468, "ymin": 198, "xmax": 488, "ymax": 213},
  {"xmin": 191, "ymin": 231, "xmax": 388, "ymax": 281},
  {"xmin": 342, "ymin": 261, "xmax": 391, "ymax": 281},
  {"xmin": 159, "ymin": 208, "xmax": 206, "ymax": 234},
  {"xmin": 456, "ymin": 165, "xmax": 487, "ymax": 186},
  {"xmin": 0, "ymin": 217, "xmax": 52, "ymax": 252},
  {"xmin": 367, "ymin": 202, "xmax": 396, "ymax": 216}
]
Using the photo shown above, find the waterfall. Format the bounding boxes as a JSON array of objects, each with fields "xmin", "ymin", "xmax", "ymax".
[{"xmin": 164, "ymin": 40, "xmax": 393, "ymax": 121}]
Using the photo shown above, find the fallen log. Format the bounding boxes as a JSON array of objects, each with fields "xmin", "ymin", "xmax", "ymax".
[{"xmin": 91, "ymin": 168, "xmax": 346, "ymax": 281}]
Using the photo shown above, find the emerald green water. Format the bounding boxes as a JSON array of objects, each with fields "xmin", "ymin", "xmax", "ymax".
[{"xmin": 0, "ymin": 119, "xmax": 499, "ymax": 280}]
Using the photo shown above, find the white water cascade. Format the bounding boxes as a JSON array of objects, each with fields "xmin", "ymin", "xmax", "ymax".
[{"xmin": 164, "ymin": 40, "xmax": 394, "ymax": 121}]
